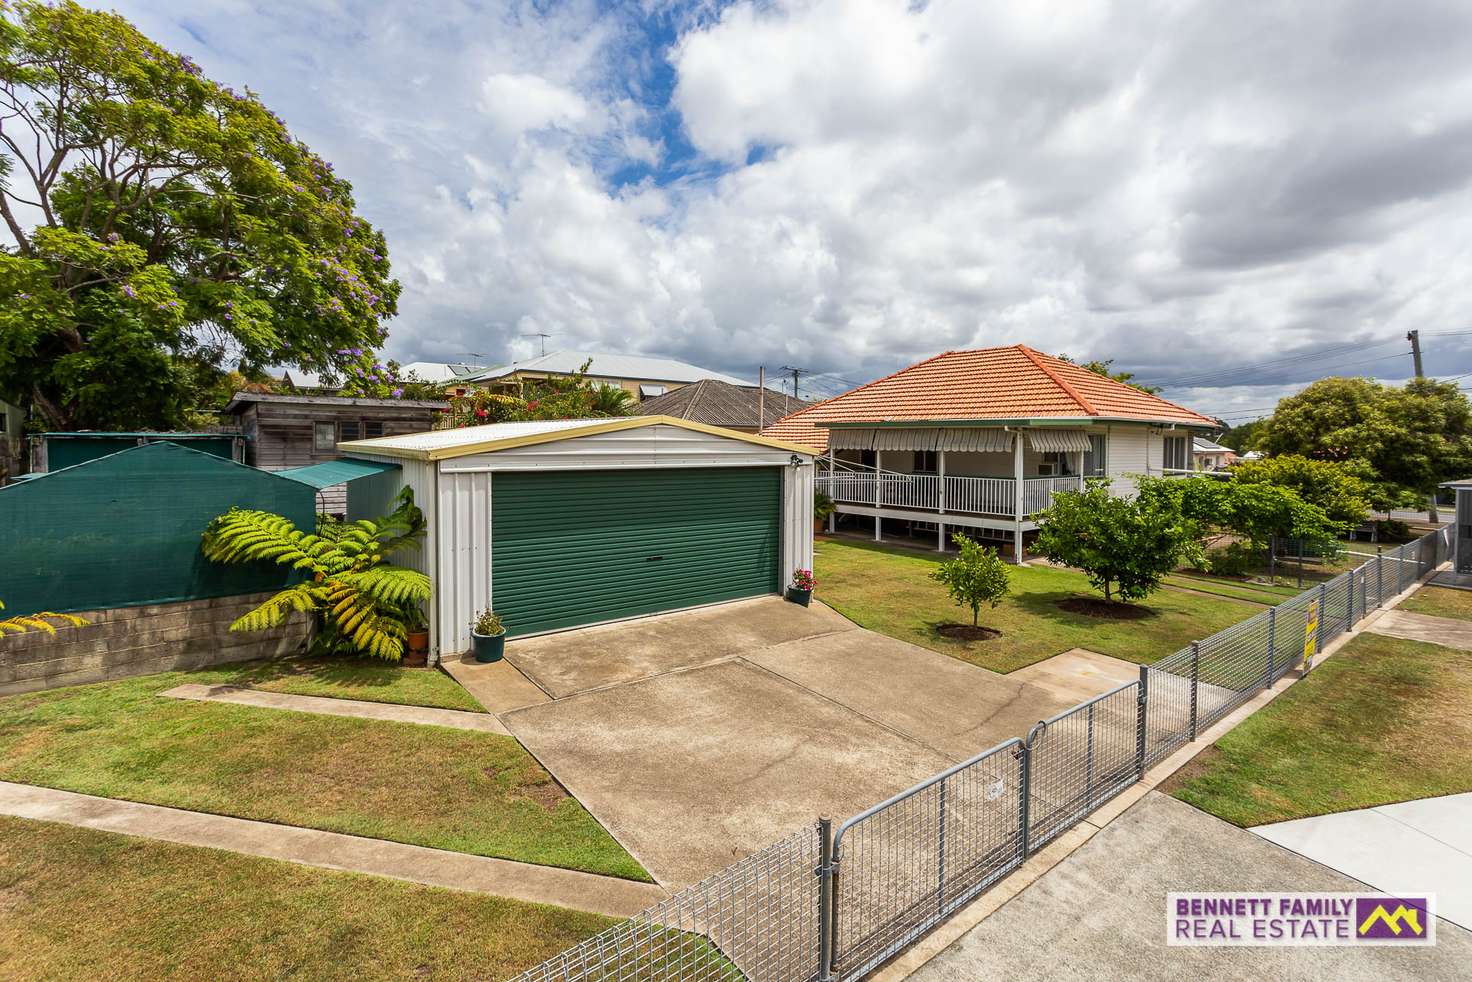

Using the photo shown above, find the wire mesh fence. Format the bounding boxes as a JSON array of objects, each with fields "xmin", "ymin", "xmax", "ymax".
[
  {"xmin": 827, "ymin": 740, "xmax": 1024, "ymax": 980},
  {"xmin": 514, "ymin": 526, "xmax": 1451, "ymax": 982},
  {"xmin": 516, "ymin": 823, "xmax": 824, "ymax": 982}
]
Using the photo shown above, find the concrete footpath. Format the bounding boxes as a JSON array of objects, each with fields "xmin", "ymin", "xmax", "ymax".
[
  {"xmin": 1253, "ymin": 793, "xmax": 1472, "ymax": 930},
  {"xmin": 0, "ymin": 781, "xmax": 665, "ymax": 918},
  {"xmin": 908, "ymin": 792, "xmax": 1472, "ymax": 982},
  {"xmin": 160, "ymin": 683, "xmax": 513, "ymax": 735}
]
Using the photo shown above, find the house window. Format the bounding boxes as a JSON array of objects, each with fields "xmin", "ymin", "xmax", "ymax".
[
  {"xmin": 313, "ymin": 422, "xmax": 336, "ymax": 451},
  {"xmin": 1040, "ymin": 451, "xmax": 1076, "ymax": 476},
  {"xmin": 363, "ymin": 420, "xmax": 385, "ymax": 438},
  {"xmin": 913, "ymin": 450, "xmax": 938, "ymax": 473},
  {"xmin": 1084, "ymin": 434, "xmax": 1107, "ymax": 476},
  {"xmin": 339, "ymin": 420, "xmax": 360, "ymax": 442},
  {"xmin": 1163, "ymin": 435, "xmax": 1189, "ymax": 471}
]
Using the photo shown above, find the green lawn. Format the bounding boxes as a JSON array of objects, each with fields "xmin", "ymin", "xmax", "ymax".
[
  {"xmin": 1163, "ymin": 572, "xmax": 1286, "ymax": 605},
  {"xmin": 202, "ymin": 653, "xmax": 486, "ymax": 713},
  {"xmin": 0, "ymin": 815, "xmax": 612, "ymax": 980},
  {"xmin": 1165, "ymin": 632, "xmax": 1472, "ymax": 827},
  {"xmin": 1399, "ymin": 585, "xmax": 1472, "ymax": 622},
  {"xmin": 0, "ymin": 669, "xmax": 649, "ymax": 882},
  {"xmin": 815, "ymin": 538, "xmax": 1259, "ymax": 673}
]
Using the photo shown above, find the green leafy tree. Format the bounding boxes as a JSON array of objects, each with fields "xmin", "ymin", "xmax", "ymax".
[
  {"xmin": 201, "ymin": 488, "xmax": 430, "ymax": 661},
  {"xmin": 1057, "ymin": 354, "xmax": 1160, "ymax": 393},
  {"xmin": 930, "ymin": 532, "xmax": 1010, "ymax": 627},
  {"xmin": 1035, "ymin": 478, "xmax": 1204, "ymax": 602},
  {"xmin": 1228, "ymin": 454, "xmax": 1370, "ymax": 527},
  {"xmin": 0, "ymin": 1, "xmax": 400, "ymax": 430},
  {"xmin": 1256, "ymin": 377, "xmax": 1472, "ymax": 515},
  {"xmin": 1146, "ymin": 475, "xmax": 1341, "ymax": 553}
]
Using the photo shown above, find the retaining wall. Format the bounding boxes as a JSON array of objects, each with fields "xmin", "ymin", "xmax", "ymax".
[{"xmin": 0, "ymin": 593, "xmax": 311, "ymax": 697}]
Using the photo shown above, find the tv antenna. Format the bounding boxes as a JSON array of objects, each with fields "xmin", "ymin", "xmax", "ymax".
[{"xmin": 521, "ymin": 333, "xmax": 552, "ymax": 357}]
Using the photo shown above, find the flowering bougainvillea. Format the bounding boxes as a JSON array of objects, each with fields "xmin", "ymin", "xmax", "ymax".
[
  {"xmin": 0, "ymin": 1, "xmax": 401, "ymax": 429},
  {"xmin": 440, "ymin": 360, "xmax": 634, "ymax": 428}
]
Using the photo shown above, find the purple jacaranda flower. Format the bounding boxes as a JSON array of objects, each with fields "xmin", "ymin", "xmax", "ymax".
[
  {"xmin": 18, "ymin": 292, "xmax": 30, "ymax": 300},
  {"xmin": 392, "ymin": 388, "xmax": 404, "ymax": 398},
  {"xmin": 122, "ymin": 284, "xmax": 136, "ymax": 299}
]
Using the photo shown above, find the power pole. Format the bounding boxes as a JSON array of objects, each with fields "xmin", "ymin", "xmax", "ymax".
[
  {"xmin": 781, "ymin": 365, "xmax": 808, "ymax": 401},
  {"xmin": 1408, "ymin": 329, "xmax": 1424, "ymax": 378}
]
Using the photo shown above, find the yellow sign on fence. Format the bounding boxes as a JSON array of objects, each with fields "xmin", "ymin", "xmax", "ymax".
[{"xmin": 1302, "ymin": 599, "xmax": 1320, "ymax": 671}]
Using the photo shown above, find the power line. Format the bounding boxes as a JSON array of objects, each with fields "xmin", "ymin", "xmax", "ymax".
[
  {"xmin": 1140, "ymin": 336, "xmax": 1405, "ymax": 388},
  {"xmin": 779, "ymin": 365, "xmax": 810, "ymax": 400}
]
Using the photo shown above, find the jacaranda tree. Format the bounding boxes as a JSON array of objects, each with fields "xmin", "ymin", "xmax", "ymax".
[{"xmin": 0, "ymin": 1, "xmax": 400, "ymax": 430}]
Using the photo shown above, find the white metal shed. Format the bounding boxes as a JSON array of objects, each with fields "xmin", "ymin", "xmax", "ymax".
[{"xmin": 339, "ymin": 416, "xmax": 816, "ymax": 660}]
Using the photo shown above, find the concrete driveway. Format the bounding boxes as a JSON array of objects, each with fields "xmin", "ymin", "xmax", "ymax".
[
  {"xmin": 911, "ymin": 792, "xmax": 1472, "ymax": 981},
  {"xmin": 499, "ymin": 596, "xmax": 1137, "ymax": 888}
]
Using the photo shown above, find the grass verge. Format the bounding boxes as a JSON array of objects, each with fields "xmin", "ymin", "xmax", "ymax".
[
  {"xmin": 0, "ymin": 815, "xmax": 612, "ymax": 980},
  {"xmin": 1164, "ymin": 632, "xmax": 1472, "ymax": 826},
  {"xmin": 0, "ymin": 670, "xmax": 649, "ymax": 882},
  {"xmin": 202, "ymin": 653, "xmax": 486, "ymax": 713},
  {"xmin": 1398, "ymin": 585, "xmax": 1472, "ymax": 622},
  {"xmin": 815, "ymin": 537, "xmax": 1258, "ymax": 673}
]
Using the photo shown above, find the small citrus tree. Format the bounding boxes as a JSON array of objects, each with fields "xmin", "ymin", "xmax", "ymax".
[
  {"xmin": 1035, "ymin": 479, "xmax": 1203, "ymax": 603},
  {"xmin": 930, "ymin": 532, "xmax": 1011, "ymax": 627}
]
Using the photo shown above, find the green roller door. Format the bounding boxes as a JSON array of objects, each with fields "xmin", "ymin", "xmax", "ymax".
[{"xmin": 491, "ymin": 467, "xmax": 781, "ymax": 637}]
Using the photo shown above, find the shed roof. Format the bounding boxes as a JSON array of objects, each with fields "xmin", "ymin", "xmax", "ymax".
[
  {"xmin": 632, "ymin": 379, "xmax": 815, "ymax": 429},
  {"xmin": 338, "ymin": 415, "xmax": 817, "ymax": 462},
  {"xmin": 276, "ymin": 458, "xmax": 401, "ymax": 489},
  {"xmin": 464, "ymin": 350, "xmax": 749, "ymax": 386},
  {"xmin": 223, "ymin": 392, "xmax": 448, "ymax": 413}
]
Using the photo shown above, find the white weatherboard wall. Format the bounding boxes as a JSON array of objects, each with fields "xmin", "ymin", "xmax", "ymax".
[{"xmin": 383, "ymin": 424, "xmax": 814, "ymax": 657}]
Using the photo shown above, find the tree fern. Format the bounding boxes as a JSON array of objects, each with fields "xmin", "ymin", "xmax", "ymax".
[{"xmin": 202, "ymin": 488, "xmax": 429, "ymax": 661}]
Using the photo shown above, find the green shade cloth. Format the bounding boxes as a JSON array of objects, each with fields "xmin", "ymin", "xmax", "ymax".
[
  {"xmin": 0, "ymin": 441, "xmax": 314, "ymax": 616},
  {"xmin": 275, "ymin": 458, "xmax": 401, "ymax": 489}
]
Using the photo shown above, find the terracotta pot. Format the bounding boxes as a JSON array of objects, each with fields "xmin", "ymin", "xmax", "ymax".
[{"xmin": 403, "ymin": 629, "xmax": 430, "ymax": 667}]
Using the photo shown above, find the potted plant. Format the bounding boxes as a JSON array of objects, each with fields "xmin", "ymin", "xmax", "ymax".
[
  {"xmin": 814, "ymin": 491, "xmax": 836, "ymax": 534},
  {"xmin": 402, "ymin": 605, "xmax": 430, "ymax": 667},
  {"xmin": 471, "ymin": 608, "xmax": 506, "ymax": 663},
  {"xmin": 786, "ymin": 568, "xmax": 817, "ymax": 607}
]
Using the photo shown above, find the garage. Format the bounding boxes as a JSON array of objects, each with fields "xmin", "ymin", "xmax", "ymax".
[{"xmin": 337, "ymin": 416, "xmax": 815, "ymax": 658}]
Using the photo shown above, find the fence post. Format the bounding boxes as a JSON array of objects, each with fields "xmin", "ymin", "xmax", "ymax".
[
  {"xmin": 1317, "ymin": 582, "xmax": 1328, "ymax": 651},
  {"xmin": 1265, "ymin": 606, "xmax": 1277, "ymax": 687},
  {"xmin": 1017, "ymin": 742, "xmax": 1032, "ymax": 860},
  {"xmin": 817, "ymin": 817, "xmax": 835, "ymax": 982},
  {"xmin": 1188, "ymin": 641, "xmax": 1200, "ymax": 742},
  {"xmin": 936, "ymin": 776, "xmax": 947, "ymax": 917},
  {"xmin": 1135, "ymin": 665, "xmax": 1149, "ymax": 781},
  {"xmin": 1375, "ymin": 549, "xmax": 1383, "ymax": 606},
  {"xmin": 1084, "ymin": 702, "xmax": 1096, "ymax": 813},
  {"xmin": 1346, "ymin": 572, "xmax": 1355, "ymax": 632}
]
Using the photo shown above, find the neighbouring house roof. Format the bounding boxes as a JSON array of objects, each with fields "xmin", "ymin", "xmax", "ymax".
[
  {"xmin": 1193, "ymin": 437, "xmax": 1235, "ymax": 454},
  {"xmin": 632, "ymin": 380, "xmax": 815, "ymax": 429},
  {"xmin": 463, "ymin": 350, "xmax": 750, "ymax": 387},
  {"xmin": 760, "ymin": 345, "xmax": 1219, "ymax": 451},
  {"xmin": 398, "ymin": 361, "xmax": 487, "ymax": 382},
  {"xmin": 223, "ymin": 392, "xmax": 448, "ymax": 414},
  {"xmin": 338, "ymin": 415, "xmax": 817, "ymax": 462}
]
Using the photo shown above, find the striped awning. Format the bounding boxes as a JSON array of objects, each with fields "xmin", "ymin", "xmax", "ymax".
[
  {"xmin": 1024, "ymin": 429, "xmax": 1092, "ymax": 453},
  {"xmin": 826, "ymin": 427, "xmax": 1015, "ymax": 453}
]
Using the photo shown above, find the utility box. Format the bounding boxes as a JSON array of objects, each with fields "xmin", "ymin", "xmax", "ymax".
[{"xmin": 1441, "ymin": 479, "xmax": 1472, "ymax": 574}]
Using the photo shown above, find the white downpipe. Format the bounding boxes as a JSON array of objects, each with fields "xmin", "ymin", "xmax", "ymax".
[{"xmin": 874, "ymin": 449, "xmax": 883, "ymax": 540}]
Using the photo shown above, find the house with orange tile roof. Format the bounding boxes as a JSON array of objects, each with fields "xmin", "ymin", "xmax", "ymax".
[{"xmin": 761, "ymin": 345, "xmax": 1220, "ymax": 560}]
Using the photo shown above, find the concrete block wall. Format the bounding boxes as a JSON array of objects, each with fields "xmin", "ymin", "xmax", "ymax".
[{"xmin": 0, "ymin": 593, "xmax": 313, "ymax": 697}]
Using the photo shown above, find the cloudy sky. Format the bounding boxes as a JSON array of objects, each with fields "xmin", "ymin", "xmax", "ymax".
[{"xmin": 107, "ymin": 0, "xmax": 1472, "ymax": 421}]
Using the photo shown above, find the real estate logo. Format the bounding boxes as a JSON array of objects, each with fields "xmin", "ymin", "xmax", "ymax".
[{"xmin": 1168, "ymin": 892, "xmax": 1436, "ymax": 947}]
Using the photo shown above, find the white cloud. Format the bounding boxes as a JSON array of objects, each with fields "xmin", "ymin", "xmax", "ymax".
[{"xmin": 92, "ymin": 0, "xmax": 1472, "ymax": 407}]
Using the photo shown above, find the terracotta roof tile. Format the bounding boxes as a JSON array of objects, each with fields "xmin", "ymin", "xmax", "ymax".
[{"xmin": 760, "ymin": 345, "xmax": 1216, "ymax": 451}]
